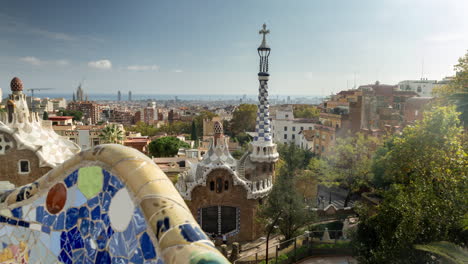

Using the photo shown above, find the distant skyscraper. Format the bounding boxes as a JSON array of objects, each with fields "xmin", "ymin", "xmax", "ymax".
[
  {"xmin": 128, "ymin": 91, "xmax": 132, "ymax": 101},
  {"xmin": 118, "ymin": 91, "xmax": 121, "ymax": 101}
]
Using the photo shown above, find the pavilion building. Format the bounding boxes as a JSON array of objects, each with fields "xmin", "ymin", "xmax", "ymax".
[{"xmin": 176, "ymin": 24, "xmax": 278, "ymax": 242}]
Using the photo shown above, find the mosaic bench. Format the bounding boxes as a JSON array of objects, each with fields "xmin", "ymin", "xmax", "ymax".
[{"xmin": 0, "ymin": 144, "xmax": 229, "ymax": 264}]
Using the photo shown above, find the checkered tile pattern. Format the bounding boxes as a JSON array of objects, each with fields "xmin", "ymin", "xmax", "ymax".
[
  {"xmin": 200, "ymin": 139, "xmax": 236, "ymax": 167},
  {"xmin": 6, "ymin": 120, "xmax": 80, "ymax": 166},
  {"xmin": 254, "ymin": 80, "xmax": 272, "ymax": 142}
]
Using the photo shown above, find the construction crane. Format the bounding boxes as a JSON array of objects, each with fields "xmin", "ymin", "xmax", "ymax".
[
  {"xmin": 26, "ymin": 88, "xmax": 55, "ymax": 98},
  {"xmin": 26, "ymin": 88, "xmax": 55, "ymax": 113}
]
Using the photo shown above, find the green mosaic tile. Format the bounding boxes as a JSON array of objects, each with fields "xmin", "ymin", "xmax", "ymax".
[{"xmin": 77, "ymin": 167, "xmax": 103, "ymax": 199}]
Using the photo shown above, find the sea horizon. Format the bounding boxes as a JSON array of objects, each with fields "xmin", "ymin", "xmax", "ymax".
[{"xmin": 2, "ymin": 92, "xmax": 325, "ymax": 102}]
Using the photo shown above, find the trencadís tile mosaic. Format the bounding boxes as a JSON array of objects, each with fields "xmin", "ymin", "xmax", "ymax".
[{"xmin": 0, "ymin": 166, "xmax": 161, "ymax": 264}]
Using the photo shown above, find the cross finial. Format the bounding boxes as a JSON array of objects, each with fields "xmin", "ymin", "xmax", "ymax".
[
  {"xmin": 259, "ymin": 23, "xmax": 270, "ymax": 38},
  {"xmin": 259, "ymin": 24, "xmax": 270, "ymax": 48}
]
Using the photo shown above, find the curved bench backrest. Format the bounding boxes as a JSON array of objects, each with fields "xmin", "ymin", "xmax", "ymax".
[{"xmin": 0, "ymin": 144, "xmax": 229, "ymax": 264}]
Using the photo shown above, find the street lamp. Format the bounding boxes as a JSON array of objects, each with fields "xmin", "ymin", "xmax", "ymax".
[{"xmin": 265, "ymin": 212, "xmax": 282, "ymax": 264}]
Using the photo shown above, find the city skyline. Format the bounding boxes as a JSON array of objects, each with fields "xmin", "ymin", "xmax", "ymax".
[{"xmin": 1, "ymin": 0, "xmax": 467, "ymax": 96}]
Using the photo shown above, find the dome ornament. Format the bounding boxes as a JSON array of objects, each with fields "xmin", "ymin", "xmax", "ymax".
[{"xmin": 10, "ymin": 77, "xmax": 24, "ymax": 92}]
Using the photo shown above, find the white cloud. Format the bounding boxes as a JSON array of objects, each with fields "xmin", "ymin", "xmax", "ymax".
[
  {"xmin": 19, "ymin": 57, "xmax": 70, "ymax": 66},
  {"xmin": 20, "ymin": 56, "xmax": 42, "ymax": 66},
  {"xmin": 88, "ymin": 59, "xmax": 112, "ymax": 70},
  {"xmin": 173, "ymin": 69, "xmax": 183, "ymax": 73},
  {"xmin": 127, "ymin": 64, "xmax": 160, "ymax": 71}
]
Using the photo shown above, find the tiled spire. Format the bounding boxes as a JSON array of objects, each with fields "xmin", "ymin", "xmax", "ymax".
[
  {"xmin": 250, "ymin": 24, "xmax": 278, "ymax": 163},
  {"xmin": 254, "ymin": 79, "xmax": 272, "ymax": 142}
]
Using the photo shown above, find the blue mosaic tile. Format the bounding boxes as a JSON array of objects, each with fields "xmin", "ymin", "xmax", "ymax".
[
  {"xmin": 102, "ymin": 192, "xmax": 112, "ymax": 211},
  {"xmin": 11, "ymin": 207, "xmax": 22, "ymax": 218},
  {"xmin": 109, "ymin": 232, "xmax": 128, "ymax": 257},
  {"xmin": 80, "ymin": 218, "xmax": 90, "ymax": 236},
  {"xmin": 107, "ymin": 185, "xmax": 118, "ymax": 197},
  {"xmin": 140, "ymin": 232, "xmax": 157, "ymax": 259},
  {"xmin": 43, "ymin": 212, "xmax": 57, "ymax": 227},
  {"xmin": 54, "ymin": 212, "xmax": 65, "ymax": 230},
  {"xmin": 96, "ymin": 250, "xmax": 111, "ymax": 264},
  {"xmin": 84, "ymin": 236, "xmax": 97, "ymax": 260},
  {"xmin": 72, "ymin": 188, "xmax": 87, "ymax": 207},
  {"xmin": 42, "ymin": 225, "xmax": 51, "ymax": 233},
  {"xmin": 179, "ymin": 224, "xmax": 208, "ymax": 242},
  {"xmin": 59, "ymin": 249, "xmax": 72, "ymax": 264},
  {"xmin": 64, "ymin": 170, "xmax": 78, "ymax": 187},
  {"xmin": 156, "ymin": 217, "xmax": 170, "ymax": 238},
  {"xmin": 0, "ymin": 167, "xmax": 169, "ymax": 264},
  {"xmin": 6, "ymin": 218, "xmax": 17, "ymax": 225},
  {"xmin": 91, "ymin": 206, "xmax": 101, "ymax": 220},
  {"xmin": 79, "ymin": 207, "xmax": 89, "ymax": 218},
  {"xmin": 68, "ymin": 227, "xmax": 84, "ymax": 249},
  {"xmin": 110, "ymin": 175, "xmax": 124, "ymax": 189},
  {"xmin": 50, "ymin": 231, "xmax": 62, "ymax": 256},
  {"xmin": 130, "ymin": 248, "xmax": 145, "ymax": 264},
  {"xmin": 72, "ymin": 248, "xmax": 85, "ymax": 263},
  {"xmin": 17, "ymin": 220, "xmax": 29, "ymax": 228},
  {"xmin": 113, "ymin": 257, "xmax": 130, "ymax": 264},
  {"xmin": 87, "ymin": 196, "xmax": 99, "ymax": 208},
  {"xmin": 91, "ymin": 221, "xmax": 108, "ymax": 250},
  {"xmin": 66, "ymin": 208, "xmax": 79, "ymax": 229},
  {"xmin": 103, "ymin": 170, "xmax": 111, "ymax": 191},
  {"xmin": 107, "ymin": 225, "xmax": 114, "ymax": 238},
  {"xmin": 101, "ymin": 212, "xmax": 110, "ymax": 226},
  {"xmin": 36, "ymin": 206, "xmax": 45, "ymax": 222},
  {"xmin": 133, "ymin": 208, "xmax": 147, "ymax": 235}
]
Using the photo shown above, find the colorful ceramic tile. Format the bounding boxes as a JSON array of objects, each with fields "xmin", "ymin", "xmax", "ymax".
[
  {"xmin": 0, "ymin": 145, "xmax": 229, "ymax": 264},
  {"xmin": 109, "ymin": 188, "xmax": 135, "ymax": 232},
  {"xmin": 46, "ymin": 183, "xmax": 67, "ymax": 214},
  {"xmin": 77, "ymin": 166, "xmax": 104, "ymax": 199}
]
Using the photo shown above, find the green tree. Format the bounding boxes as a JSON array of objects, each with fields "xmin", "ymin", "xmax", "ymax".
[
  {"xmin": 190, "ymin": 121, "xmax": 198, "ymax": 140},
  {"xmin": 230, "ymin": 104, "xmax": 257, "ymax": 136},
  {"xmin": 42, "ymin": 111, "xmax": 49, "ymax": 120},
  {"xmin": 353, "ymin": 107, "xmax": 468, "ymax": 263},
  {"xmin": 433, "ymin": 50, "xmax": 468, "ymax": 125},
  {"xmin": 99, "ymin": 124, "xmax": 124, "ymax": 144},
  {"xmin": 278, "ymin": 143, "xmax": 315, "ymax": 170},
  {"xmin": 293, "ymin": 105, "xmax": 320, "ymax": 119},
  {"xmin": 259, "ymin": 143, "xmax": 315, "ymax": 242},
  {"xmin": 319, "ymin": 134, "xmax": 379, "ymax": 206},
  {"xmin": 190, "ymin": 120, "xmax": 199, "ymax": 148},
  {"xmin": 233, "ymin": 132, "xmax": 252, "ymax": 146},
  {"xmin": 57, "ymin": 109, "xmax": 83, "ymax": 121},
  {"xmin": 414, "ymin": 241, "xmax": 468, "ymax": 264},
  {"xmin": 194, "ymin": 111, "xmax": 218, "ymax": 136},
  {"xmin": 128, "ymin": 121, "xmax": 158, "ymax": 136},
  {"xmin": 148, "ymin": 136, "xmax": 190, "ymax": 157},
  {"xmin": 158, "ymin": 121, "xmax": 191, "ymax": 135}
]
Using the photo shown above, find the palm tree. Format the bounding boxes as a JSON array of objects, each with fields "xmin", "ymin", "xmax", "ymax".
[{"xmin": 99, "ymin": 124, "xmax": 124, "ymax": 144}]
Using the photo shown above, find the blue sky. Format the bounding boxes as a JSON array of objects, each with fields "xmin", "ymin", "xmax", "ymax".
[{"xmin": 0, "ymin": 0, "xmax": 467, "ymax": 96}]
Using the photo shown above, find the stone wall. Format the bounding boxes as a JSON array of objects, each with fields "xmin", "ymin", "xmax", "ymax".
[
  {"xmin": 188, "ymin": 168, "xmax": 263, "ymax": 242},
  {"xmin": 0, "ymin": 132, "xmax": 51, "ymax": 187}
]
